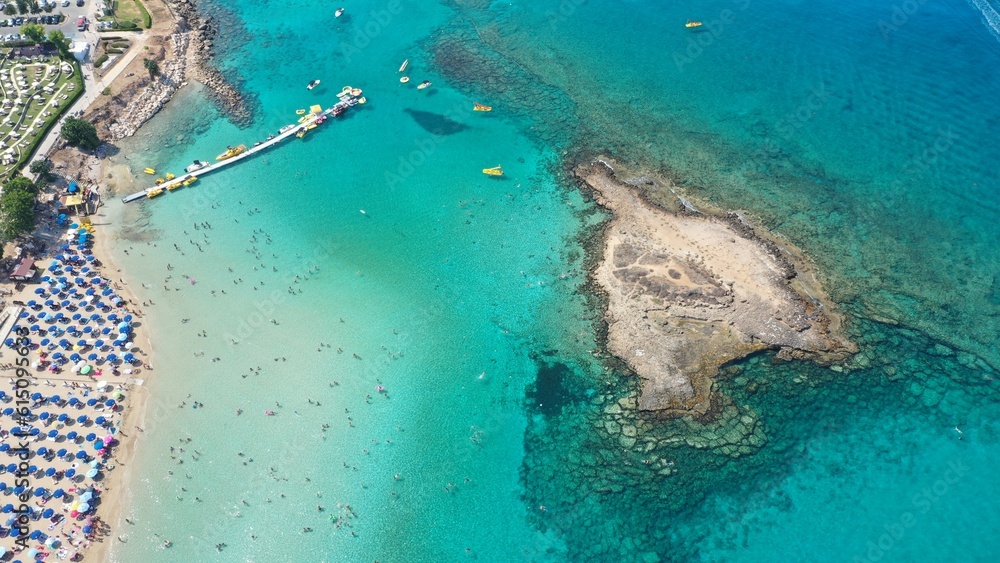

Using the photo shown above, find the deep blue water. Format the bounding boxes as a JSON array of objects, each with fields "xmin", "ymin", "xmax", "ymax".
[{"xmin": 106, "ymin": 0, "xmax": 1000, "ymax": 561}]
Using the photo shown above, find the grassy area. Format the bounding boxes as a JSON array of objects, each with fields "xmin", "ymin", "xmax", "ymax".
[
  {"xmin": 0, "ymin": 53, "xmax": 85, "ymax": 180},
  {"xmin": 106, "ymin": 0, "xmax": 151, "ymax": 30}
]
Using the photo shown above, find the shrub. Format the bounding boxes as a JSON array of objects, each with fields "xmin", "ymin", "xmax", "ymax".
[{"xmin": 93, "ymin": 54, "xmax": 109, "ymax": 68}]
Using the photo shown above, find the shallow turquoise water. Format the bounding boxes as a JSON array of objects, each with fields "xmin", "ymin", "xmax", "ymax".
[{"xmin": 104, "ymin": 0, "xmax": 1000, "ymax": 561}]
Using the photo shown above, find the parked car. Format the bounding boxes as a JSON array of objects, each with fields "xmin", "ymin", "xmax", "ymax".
[
  {"xmin": 63, "ymin": 0, "xmax": 70, "ymax": 5},
  {"xmin": 77, "ymin": 0, "xmax": 84, "ymax": 6},
  {"xmin": 0, "ymin": 20, "xmax": 7, "ymax": 27}
]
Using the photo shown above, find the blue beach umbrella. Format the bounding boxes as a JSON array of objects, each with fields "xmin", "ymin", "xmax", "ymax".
[
  {"xmin": 42, "ymin": 508, "xmax": 53, "ymax": 518},
  {"xmin": 101, "ymin": 327, "xmax": 111, "ymax": 335},
  {"xmin": 86, "ymin": 399, "xmax": 97, "ymax": 407},
  {"xmin": 90, "ymin": 313, "xmax": 101, "ymax": 321},
  {"xmin": 1, "ymin": 408, "xmax": 12, "ymax": 416},
  {"xmin": 65, "ymin": 468, "xmax": 76, "ymax": 478},
  {"xmin": 76, "ymin": 415, "xmax": 88, "ymax": 424},
  {"xmin": 47, "ymin": 430, "xmax": 58, "ymax": 438},
  {"xmin": 94, "ymin": 339, "xmax": 105, "ymax": 348},
  {"xmin": 40, "ymin": 338, "xmax": 50, "ymax": 346},
  {"xmin": 83, "ymin": 326, "xmax": 93, "ymax": 333},
  {"xmin": 95, "ymin": 416, "xmax": 106, "ymax": 425},
  {"xmin": 87, "ymin": 353, "xmax": 98, "ymax": 361},
  {"xmin": 33, "ymin": 487, "xmax": 45, "ymax": 497},
  {"xmin": 57, "ymin": 414, "xmax": 68, "ymax": 422},
  {"xmin": 70, "ymin": 354, "xmax": 81, "ymax": 362},
  {"xmin": 77, "ymin": 339, "xmax": 87, "ymax": 347},
  {"xmin": 75, "ymin": 451, "xmax": 87, "ymax": 460},
  {"xmin": 39, "ymin": 412, "xmax": 50, "ymax": 420},
  {"xmin": 34, "ymin": 288, "xmax": 45, "ymax": 294},
  {"xmin": 57, "ymin": 449, "xmax": 67, "ymax": 457},
  {"xmin": 66, "ymin": 431, "xmax": 77, "ymax": 440},
  {"xmin": 105, "ymin": 399, "xmax": 116, "ymax": 408},
  {"xmin": 92, "ymin": 441, "xmax": 103, "ymax": 451},
  {"xmin": 37, "ymin": 446, "xmax": 48, "ymax": 456},
  {"xmin": 52, "ymin": 489, "xmax": 64, "ymax": 498},
  {"xmin": 4, "ymin": 465, "xmax": 14, "ymax": 473},
  {"xmin": 13, "ymin": 486, "xmax": 23, "ymax": 495},
  {"xmin": 0, "ymin": 444, "xmax": 8, "ymax": 452},
  {"xmin": 1, "ymin": 504, "xmax": 11, "ymax": 513},
  {"xmin": 45, "ymin": 468, "xmax": 55, "ymax": 477},
  {"xmin": 72, "ymin": 313, "xmax": 81, "ymax": 320},
  {"xmin": 85, "ymin": 433, "xmax": 96, "ymax": 442}
]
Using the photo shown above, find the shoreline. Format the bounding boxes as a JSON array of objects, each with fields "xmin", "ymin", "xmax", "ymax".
[
  {"xmin": 0, "ymin": 0, "xmax": 253, "ymax": 559},
  {"xmin": 574, "ymin": 156, "xmax": 856, "ymax": 417}
]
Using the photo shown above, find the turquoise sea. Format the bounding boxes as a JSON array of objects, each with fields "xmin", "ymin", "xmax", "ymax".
[{"xmin": 103, "ymin": 0, "xmax": 999, "ymax": 561}]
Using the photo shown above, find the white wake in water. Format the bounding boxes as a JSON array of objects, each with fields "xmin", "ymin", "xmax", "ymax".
[{"xmin": 969, "ymin": 0, "xmax": 1000, "ymax": 41}]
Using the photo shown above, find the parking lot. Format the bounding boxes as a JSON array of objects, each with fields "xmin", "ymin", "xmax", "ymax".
[{"xmin": 0, "ymin": 0, "xmax": 94, "ymax": 43}]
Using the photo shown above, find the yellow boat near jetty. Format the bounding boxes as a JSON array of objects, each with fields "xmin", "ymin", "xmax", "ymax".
[
  {"xmin": 482, "ymin": 165, "xmax": 503, "ymax": 176},
  {"xmin": 143, "ymin": 167, "xmax": 155, "ymax": 174},
  {"xmin": 165, "ymin": 173, "xmax": 175, "ymax": 180},
  {"xmin": 216, "ymin": 144, "xmax": 247, "ymax": 161},
  {"xmin": 183, "ymin": 176, "xmax": 198, "ymax": 186},
  {"xmin": 473, "ymin": 102, "xmax": 492, "ymax": 112},
  {"xmin": 165, "ymin": 181, "xmax": 183, "ymax": 191},
  {"xmin": 146, "ymin": 188, "xmax": 164, "ymax": 198}
]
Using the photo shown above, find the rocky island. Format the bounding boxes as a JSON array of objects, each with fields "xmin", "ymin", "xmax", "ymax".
[{"xmin": 580, "ymin": 158, "xmax": 856, "ymax": 416}]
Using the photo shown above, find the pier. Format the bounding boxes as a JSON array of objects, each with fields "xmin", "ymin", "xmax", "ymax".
[{"xmin": 121, "ymin": 89, "xmax": 365, "ymax": 203}]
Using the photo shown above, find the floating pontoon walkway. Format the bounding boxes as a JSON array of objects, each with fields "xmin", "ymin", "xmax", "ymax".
[{"xmin": 122, "ymin": 90, "xmax": 365, "ymax": 203}]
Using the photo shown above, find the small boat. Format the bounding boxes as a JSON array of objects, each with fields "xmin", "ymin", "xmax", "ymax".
[
  {"xmin": 185, "ymin": 160, "xmax": 208, "ymax": 173},
  {"xmin": 143, "ymin": 167, "xmax": 155, "ymax": 175},
  {"xmin": 399, "ymin": 59, "xmax": 409, "ymax": 73},
  {"xmin": 400, "ymin": 76, "xmax": 410, "ymax": 84},
  {"xmin": 685, "ymin": 20, "xmax": 702, "ymax": 28},
  {"xmin": 265, "ymin": 410, "xmax": 276, "ymax": 416},
  {"xmin": 417, "ymin": 80, "xmax": 431, "ymax": 90},
  {"xmin": 279, "ymin": 124, "xmax": 296, "ymax": 134},
  {"xmin": 253, "ymin": 141, "xmax": 262, "ymax": 147},
  {"xmin": 183, "ymin": 176, "xmax": 198, "ymax": 186},
  {"xmin": 358, "ymin": 97, "xmax": 367, "ymax": 105},
  {"xmin": 165, "ymin": 173, "xmax": 175, "ymax": 180},
  {"xmin": 482, "ymin": 165, "xmax": 503, "ymax": 176},
  {"xmin": 307, "ymin": 80, "xmax": 321, "ymax": 90},
  {"xmin": 165, "ymin": 181, "xmax": 183, "ymax": 191},
  {"xmin": 297, "ymin": 129, "xmax": 307, "ymax": 138},
  {"xmin": 296, "ymin": 109, "xmax": 306, "ymax": 115},
  {"xmin": 267, "ymin": 134, "xmax": 275, "ymax": 140},
  {"xmin": 146, "ymin": 188, "xmax": 164, "ymax": 198},
  {"xmin": 473, "ymin": 102, "xmax": 492, "ymax": 112},
  {"xmin": 216, "ymin": 144, "xmax": 246, "ymax": 161},
  {"xmin": 305, "ymin": 123, "xmax": 317, "ymax": 130},
  {"xmin": 335, "ymin": 8, "xmax": 344, "ymax": 17},
  {"xmin": 350, "ymin": 88, "xmax": 362, "ymax": 96},
  {"xmin": 155, "ymin": 178, "xmax": 164, "ymax": 185}
]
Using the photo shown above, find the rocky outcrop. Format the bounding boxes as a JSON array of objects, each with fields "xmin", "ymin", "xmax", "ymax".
[
  {"xmin": 172, "ymin": 0, "xmax": 253, "ymax": 127},
  {"xmin": 581, "ymin": 157, "xmax": 856, "ymax": 416},
  {"xmin": 104, "ymin": 32, "xmax": 189, "ymax": 140}
]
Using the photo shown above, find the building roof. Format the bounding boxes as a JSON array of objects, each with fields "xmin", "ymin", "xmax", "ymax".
[{"xmin": 11, "ymin": 258, "xmax": 35, "ymax": 279}]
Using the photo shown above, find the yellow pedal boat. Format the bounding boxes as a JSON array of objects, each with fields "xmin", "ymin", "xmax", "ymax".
[
  {"xmin": 143, "ymin": 167, "xmax": 155, "ymax": 175},
  {"xmin": 685, "ymin": 20, "xmax": 702, "ymax": 28},
  {"xmin": 482, "ymin": 165, "xmax": 503, "ymax": 176},
  {"xmin": 183, "ymin": 176, "xmax": 198, "ymax": 186},
  {"xmin": 473, "ymin": 102, "xmax": 492, "ymax": 112},
  {"xmin": 146, "ymin": 188, "xmax": 164, "ymax": 198}
]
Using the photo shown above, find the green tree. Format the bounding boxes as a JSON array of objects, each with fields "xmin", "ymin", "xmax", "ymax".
[
  {"xmin": 29, "ymin": 159, "xmax": 52, "ymax": 182},
  {"xmin": 3, "ymin": 5, "xmax": 15, "ymax": 16},
  {"xmin": 4, "ymin": 175, "xmax": 37, "ymax": 194},
  {"xmin": 143, "ymin": 57, "xmax": 159, "ymax": 78},
  {"xmin": 15, "ymin": 0, "xmax": 27, "ymax": 16},
  {"xmin": 0, "ymin": 188, "xmax": 36, "ymax": 240},
  {"xmin": 28, "ymin": 0, "xmax": 40, "ymax": 14},
  {"xmin": 48, "ymin": 30, "xmax": 71, "ymax": 59},
  {"xmin": 21, "ymin": 22, "xmax": 45, "ymax": 43},
  {"xmin": 60, "ymin": 117, "xmax": 101, "ymax": 151}
]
